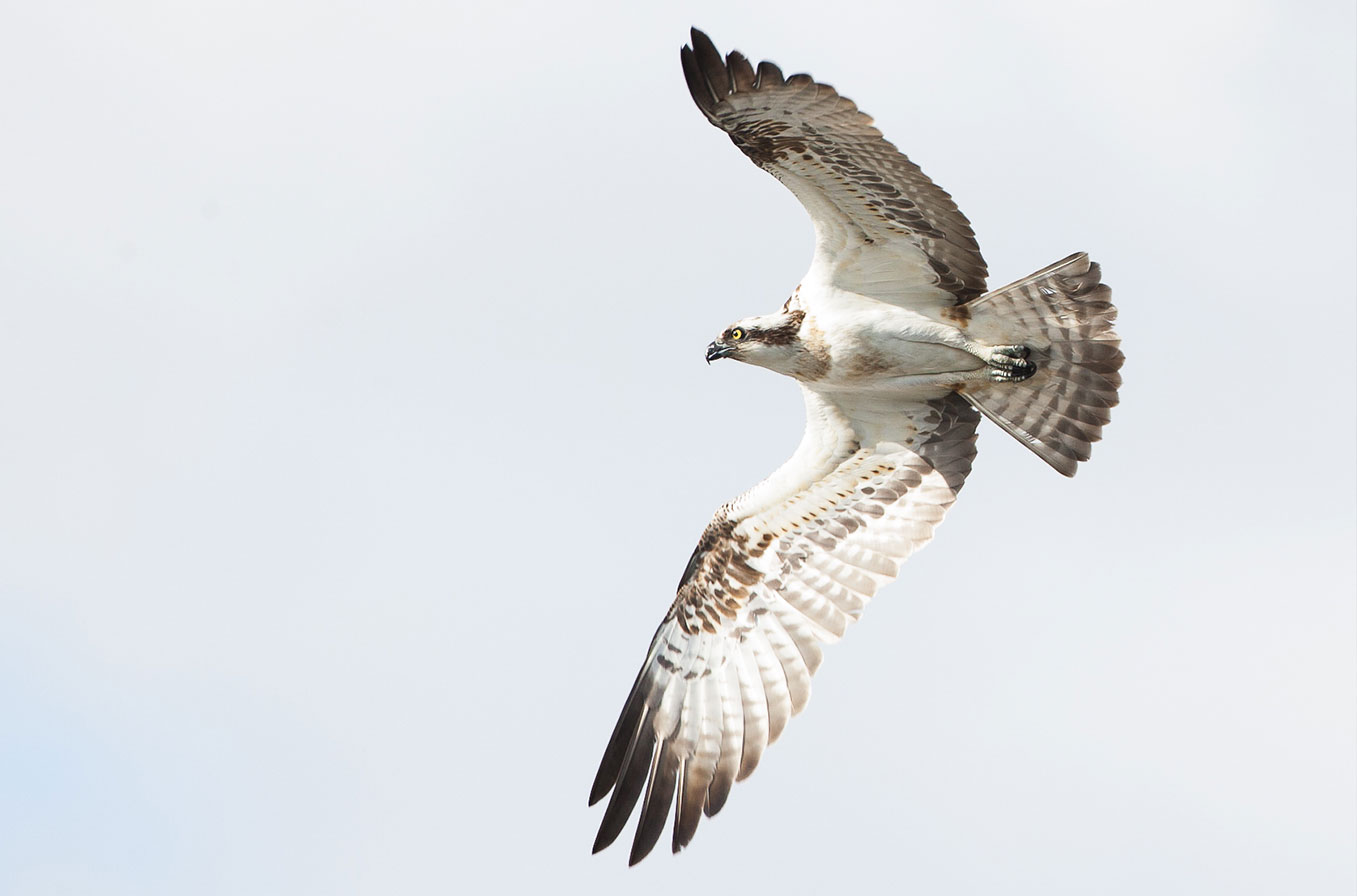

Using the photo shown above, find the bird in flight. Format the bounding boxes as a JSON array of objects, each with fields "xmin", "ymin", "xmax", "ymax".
[{"xmin": 589, "ymin": 28, "xmax": 1123, "ymax": 865}]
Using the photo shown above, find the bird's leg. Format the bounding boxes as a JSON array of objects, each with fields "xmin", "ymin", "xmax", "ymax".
[
  {"xmin": 874, "ymin": 369, "xmax": 993, "ymax": 390},
  {"xmin": 927, "ymin": 332, "xmax": 1035, "ymax": 383},
  {"xmin": 921, "ymin": 327, "xmax": 1037, "ymax": 383},
  {"xmin": 884, "ymin": 319, "xmax": 1037, "ymax": 383}
]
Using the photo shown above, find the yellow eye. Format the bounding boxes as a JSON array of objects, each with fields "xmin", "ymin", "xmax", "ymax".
[{"xmin": 730, "ymin": 328, "xmax": 745, "ymax": 341}]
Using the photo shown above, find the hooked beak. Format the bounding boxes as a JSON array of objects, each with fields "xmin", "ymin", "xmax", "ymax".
[{"xmin": 705, "ymin": 341, "xmax": 732, "ymax": 364}]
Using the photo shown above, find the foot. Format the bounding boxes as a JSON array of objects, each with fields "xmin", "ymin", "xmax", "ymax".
[{"xmin": 985, "ymin": 345, "xmax": 1036, "ymax": 383}]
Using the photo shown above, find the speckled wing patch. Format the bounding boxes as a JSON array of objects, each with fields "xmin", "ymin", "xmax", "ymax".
[
  {"xmin": 589, "ymin": 394, "xmax": 979, "ymax": 864},
  {"xmin": 680, "ymin": 28, "xmax": 988, "ymax": 306}
]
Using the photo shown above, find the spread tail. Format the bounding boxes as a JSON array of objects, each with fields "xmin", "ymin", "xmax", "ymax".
[{"xmin": 959, "ymin": 253, "xmax": 1123, "ymax": 477}]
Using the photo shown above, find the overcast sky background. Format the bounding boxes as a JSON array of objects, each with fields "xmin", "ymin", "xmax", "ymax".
[{"xmin": 1, "ymin": 1, "xmax": 1353, "ymax": 893}]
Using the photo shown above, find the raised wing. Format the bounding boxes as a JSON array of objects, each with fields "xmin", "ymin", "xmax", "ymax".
[
  {"xmin": 589, "ymin": 390, "xmax": 980, "ymax": 864},
  {"xmin": 681, "ymin": 28, "xmax": 987, "ymax": 308}
]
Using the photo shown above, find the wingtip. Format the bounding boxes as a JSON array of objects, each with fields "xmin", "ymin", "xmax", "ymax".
[
  {"xmin": 592, "ymin": 823, "xmax": 621, "ymax": 856},
  {"xmin": 627, "ymin": 834, "xmax": 654, "ymax": 866},
  {"xmin": 589, "ymin": 751, "xmax": 623, "ymax": 807},
  {"xmin": 680, "ymin": 40, "xmax": 719, "ymax": 114},
  {"xmin": 682, "ymin": 27, "xmax": 713, "ymax": 63}
]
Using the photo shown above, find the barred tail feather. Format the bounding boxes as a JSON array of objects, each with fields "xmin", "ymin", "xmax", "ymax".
[{"xmin": 959, "ymin": 253, "xmax": 1123, "ymax": 477}]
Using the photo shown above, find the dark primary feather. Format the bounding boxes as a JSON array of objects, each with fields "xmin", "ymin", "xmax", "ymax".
[{"xmin": 680, "ymin": 28, "xmax": 988, "ymax": 304}]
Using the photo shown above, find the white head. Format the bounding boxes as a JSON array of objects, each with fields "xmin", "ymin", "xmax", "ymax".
[{"xmin": 704, "ymin": 310, "xmax": 813, "ymax": 378}]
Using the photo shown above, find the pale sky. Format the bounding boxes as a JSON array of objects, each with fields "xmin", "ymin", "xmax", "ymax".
[{"xmin": 1, "ymin": 1, "xmax": 1353, "ymax": 893}]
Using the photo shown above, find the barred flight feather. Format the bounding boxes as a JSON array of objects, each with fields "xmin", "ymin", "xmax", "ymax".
[{"xmin": 590, "ymin": 393, "xmax": 979, "ymax": 864}]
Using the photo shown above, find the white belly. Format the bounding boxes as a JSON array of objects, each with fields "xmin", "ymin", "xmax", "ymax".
[{"xmin": 810, "ymin": 302, "xmax": 984, "ymax": 392}]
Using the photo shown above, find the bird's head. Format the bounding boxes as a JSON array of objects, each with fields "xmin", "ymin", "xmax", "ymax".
[{"xmin": 705, "ymin": 311, "xmax": 807, "ymax": 374}]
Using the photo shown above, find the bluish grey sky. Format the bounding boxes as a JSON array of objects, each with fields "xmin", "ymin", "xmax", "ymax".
[{"xmin": 1, "ymin": 1, "xmax": 1353, "ymax": 893}]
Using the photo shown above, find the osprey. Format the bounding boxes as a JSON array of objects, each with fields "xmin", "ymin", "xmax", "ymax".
[{"xmin": 590, "ymin": 29, "xmax": 1123, "ymax": 865}]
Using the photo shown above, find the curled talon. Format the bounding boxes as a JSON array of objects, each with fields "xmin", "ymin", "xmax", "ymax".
[
  {"xmin": 988, "ymin": 345, "xmax": 1031, "ymax": 365},
  {"xmin": 983, "ymin": 344, "xmax": 1036, "ymax": 383},
  {"xmin": 987, "ymin": 356, "xmax": 1036, "ymax": 383}
]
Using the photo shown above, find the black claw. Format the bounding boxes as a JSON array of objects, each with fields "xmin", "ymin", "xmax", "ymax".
[{"xmin": 988, "ymin": 357, "xmax": 1036, "ymax": 383}]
